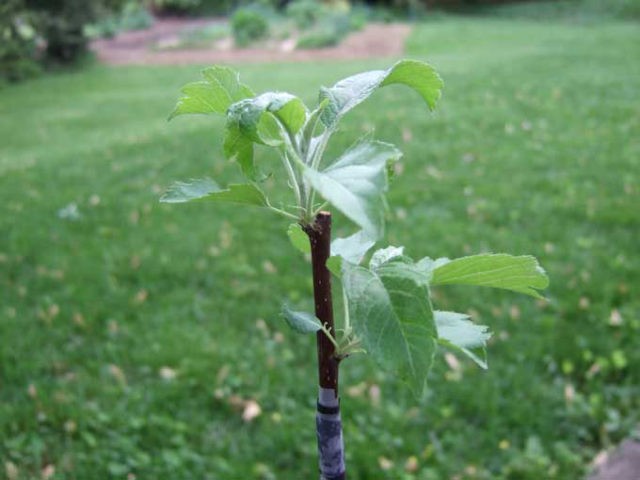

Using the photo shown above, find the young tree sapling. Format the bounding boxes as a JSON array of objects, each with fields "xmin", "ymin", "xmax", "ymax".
[{"xmin": 161, "ymin": 61, "xmax": 549, "ymax": 479}]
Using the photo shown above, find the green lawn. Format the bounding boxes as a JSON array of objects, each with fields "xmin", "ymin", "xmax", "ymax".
[{"xmin": 1, "ymin": 15, "xmax": 639, "ymax": 480}]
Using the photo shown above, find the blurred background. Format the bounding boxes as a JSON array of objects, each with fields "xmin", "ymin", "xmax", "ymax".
[{"xmin": 1, "ymin": 0, "xmax": 639, "ymax": 479}]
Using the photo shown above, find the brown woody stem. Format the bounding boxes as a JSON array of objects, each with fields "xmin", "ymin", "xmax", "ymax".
[{"xmin": 305, "ymin": 212, "xmax": 346, "ymax": 480}]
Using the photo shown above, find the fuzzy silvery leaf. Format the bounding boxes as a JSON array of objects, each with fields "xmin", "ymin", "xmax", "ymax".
[
  {"xmin": 282, "ymin": 304, "xmax": 322, "ymax": 334},
  {"xmin": 303, "ymin": 141, "xmax": 401, "ymax": 239},
  {"xmin": 254, "ymin": 92, "xmax": 307, "ymax": 134},
  {"xmin": 160, "ymin": 178, "xmax": 267, "ymax": 207},
  {"xmin": 369, "ymin": 246, "xmax": 405, "ymax": 270},
  {"xmin": 343, "ymin": 258, "xmax": 437, "ymax": 396},
  {"xmin": 332, "ymin": 230, "xmax": 375, "ymax": 265},
  {"xmin": 325, "ymin": 230, "xmax": 376, "ymax": 276},
  {"xmin": 435, "ymin": 311, "xmax": 491, "ymax": 369},
  {"xmin": 319, "ymin": 59, "xmax": 443, "ymax": 127},
  {"xmin": 224, "ymin": 93, "xmax": 305, "ymax": 180}
]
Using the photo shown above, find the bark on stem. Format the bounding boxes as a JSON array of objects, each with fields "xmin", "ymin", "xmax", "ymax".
[{"xmin": 305, "ymin": 212, "xmax": 346, "ymax": 480}]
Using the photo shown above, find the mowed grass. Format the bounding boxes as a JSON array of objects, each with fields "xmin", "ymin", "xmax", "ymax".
[{"xmin": 1, "ymin": 16, "xmax": 639, "ymax": 480}]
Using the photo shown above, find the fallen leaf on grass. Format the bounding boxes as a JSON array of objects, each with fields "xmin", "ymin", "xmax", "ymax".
[
  {"xmin": 41, "ymin": 464, "xmax": 55, "ymax": 479},
  {"xmin": 592, "ymin": 450, "xmax": 609, "ymax": 468},
  {"xmin": 159, "ymin": 367, "xmax": 177, "ymax": 381},
  {"xmin": 5, "ymin": 461, "xmax": 18, "ymax": 480},
  {"xmin": 347, "ymin": 382, "xmax": 367, "ymax": 398},
  {"xmin": 378, "ymin": 457, "xmax": 393, "ymax": 470},
  {"xmin": 27, "ymin": 384, "xmax": 37, "ymax": 399},
  {"xmin": 405, "ymin": 455, "xmax": 418, "ymax": 472},
  {"xmin": 368, "ymin": 384, "xmax": 381, "ymax": 406},
  {"xmin": 242, "ymin": 400, "xmax": 262, "ymax": 422},
  {"xmin": 225, "ymin": 395, "xmax": 262, "ymax": 422},
  {"xmin": 262, "ymin": 260, "xmax": 277, "ymax": 274},
  {"xmin": 564, "ymin": 384, "xmax": 575, "ymax": 404},
  {"xmin": 609, "ymin": 309, "xmax": 623, "ymax": 326},
  {"xmin": 579, "ymin": 297, "xmax": 590, "ymax": 309},
  {"xmin": 133, "ymin": 289, "xmax": 148, "ymax": 304},
  {"xmin": 444, "ymin": 352, "xmax": 461, "ymax": 372},
  {"xmin": 108, "ymin": 364, "xmax": 127, "ymax": 386}
]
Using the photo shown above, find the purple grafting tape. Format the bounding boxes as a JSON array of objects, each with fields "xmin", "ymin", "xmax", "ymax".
[{"xmin": 317, "ymin": 388, "xmax": 345, "ymax": 480}]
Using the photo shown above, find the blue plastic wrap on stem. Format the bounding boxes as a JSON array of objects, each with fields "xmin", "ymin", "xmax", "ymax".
[{"xmin": 317, "ymin": 388, "xmax": 345, "ymax": 480}]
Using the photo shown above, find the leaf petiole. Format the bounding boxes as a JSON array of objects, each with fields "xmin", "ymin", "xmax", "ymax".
[
  {"xmin": 319, "ymin": 323, "xmax": 340, "ymax": 351},
  {"xmin": 281, "ymin": 152, "xmax": 302, "ymax": 211},
  {"xmin": 267, "ymin": 204, "xmax": 300, "ymax": 221}
]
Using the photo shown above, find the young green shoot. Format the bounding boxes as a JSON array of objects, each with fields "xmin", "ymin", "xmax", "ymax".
[{"xmin": 161, "ymin": 60, "xmax": 549, "ymax": 479}]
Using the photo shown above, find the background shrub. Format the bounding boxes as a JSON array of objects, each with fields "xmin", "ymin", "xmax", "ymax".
[
  {"xmin": 0, "ymin": 0, "xmax": 40, "ymax": 84},
  {"xmin": 1, "ymin": 0, "xmax": 130, "ymax": 82},
  {"xmin": 151, "ymin": 0, "xmax": 201, "ymax": 15},
  {"xmin": 87, "ymin": 1, "xmax": 154, "ymax": 39},
  {"xmin": 231, "ymin": 5, "xmax": 270, "ymax": 46},
  {"xmin": 294, "ymin": 1, "xmax": 369, "ymax": 49},
  {"xmin": 286, "ymin": 0, "xmax": 321, "ymax": 28},
  {"xmin": 296, "ymin": 26, "xmax": 341, "ymax": 48},
  {"xmin": 24, "ymin": 0, "xmax": 129, "ymax": 63}
]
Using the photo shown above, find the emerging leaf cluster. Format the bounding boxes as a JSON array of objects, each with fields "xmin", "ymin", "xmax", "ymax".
[
  {"xmin": 161, "ymin": 60, "xmax": 443, "ymax": 239},
  {"xmin": 163, "ymin": 61, "xmax": 549, "ymax": 397}
]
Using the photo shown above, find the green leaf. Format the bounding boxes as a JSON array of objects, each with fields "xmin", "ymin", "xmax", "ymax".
[
  {"xmin": 431, "ymin": 254, "xmax": 549, "ymax": 299},
  {"xmin": 160, "ymin": 178, "xmax": 268, "ymax": 206},
  {"xmin": 223, "ymin": 93, "xmax": 306, "ymax": 180},
  {"xmin": 369, "ymin": 245, "xmax": 405, "ymax": 270},
  {"xmin": 326, "ymin": 230, "xmax": 376, "ymax": 276},
  {"xmin": 303, "ymin": 140, "xmax": 402, "ymax": 239},
  {"xmin": 380, "ymin": 60, "xmax": 443, "ymax": 110},
  {"xmin": 326, "ymin": 257, "xmax": 342, "ymax": 277},
  {"xmin": 287, "ymin": 223, "xmax": 310, "ymax": 254},
  {"xmin": 226, "ymin": 98, "xmax": 277, "ymax": 146},
  {"xmin": 435, "ymin": 311, "xmax": 491, "ymax": 369},
  {"xmin": 319, "ymin": 59, "xmax": 443, "ymax": 127},
  {"xmin": 343, "ymin": 258, "xmax": 437, "ymax": 396},
  {"xmin": 258, "ymin": 92, "xmax": 307, "ymax": 134},
  {"xmin": 228, "ymin": 92, "xmax": 306, "ymax": 142},
  {"xmin": 332, "ymin": 230, "xmax": 375, "ymax": 265},
  {"xmin": 223, "ymin": 122, "xmax": 257, "ymax": 180},
  {"xmin": 301, "ymin": 99, "xmax": 329, "ymax": 154},
  {"xmin": 169, "ymin": 66, "xmax": 254, "ymax": 119},
  {"xmin": 281, "ymin": 304, "xmax": 322, "ymax": 334},
  {"xmin": 415, "ymin": 256, "xmax": 450, "ymax": 281}
]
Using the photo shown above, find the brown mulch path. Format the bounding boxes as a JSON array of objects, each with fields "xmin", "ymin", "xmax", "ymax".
[{"xmin": 92, "ymin": 18, "xmax": 411, "ymax": 66}]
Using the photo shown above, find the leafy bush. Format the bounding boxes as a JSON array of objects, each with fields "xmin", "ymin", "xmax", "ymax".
[
  {"xmin": 152, "ymin": 0, "xmax": 285, "ymax": 16},
  {"xmin": 296, "ymin": 27, "xmax": 341, "ymax": 48},
  {"xmin": 231, "ymin": 6, "xmax": 269, "ymax": 46},
  {"xmin": 40, "ymin": 14, "xmax": 88, "ymax": 63},
  {"xmin": 151, "ymin": 0, "xmax": 201, "ymax": 14},
  {"xmin": 1, "ymin": 0, "xmax": 129, "ymax": 81},
  {"xmin": 286, "ymin": 0, "xmax": 321, "ymax": 28},
  {"xmin": 294, "ymin": 2, "xmax": 370, "ymax": 49},
  {"xmin": 119, "ymin": 2, "xmax": 154, "ymax": 30},
  {"xmin": 348, "ymin": 5, "xmax": 369, "ymax": 30},
  {"xmin": 25, "ymin": 0, "xmax": 118, "ymax": 64},
  {"xmin": 0, "ymin": 0, "xmax": 40, "ymax": 84},
  {"xmin": 191, "ymin": 0, "xmax": 236, "ymax": 15},
  {"xmin": 87, "ymin": 2, "xmax": 153, "ymax": 39}
]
